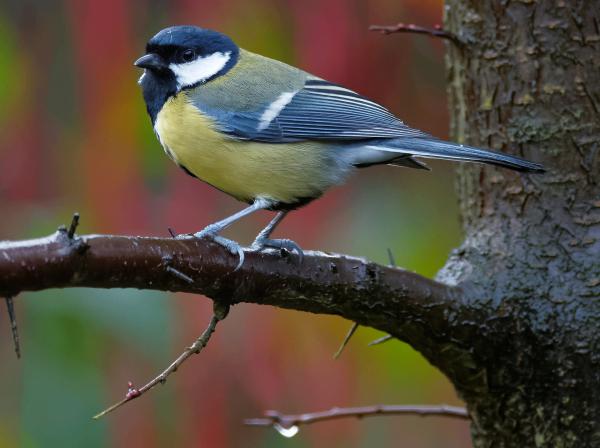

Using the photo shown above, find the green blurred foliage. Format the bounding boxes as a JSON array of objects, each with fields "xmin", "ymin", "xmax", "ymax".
[
  {"xmin": 0, "ymin": 0, "xmax": 469, "ymax": 447},
  {"xmin": 0, "ymin": 17, "xmax": 29, "ymax": 154}
]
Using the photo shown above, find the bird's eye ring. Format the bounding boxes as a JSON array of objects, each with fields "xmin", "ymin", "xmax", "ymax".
[{"xmin": 181, "ymin": 49, "xmax": 196, "ymax": 62}]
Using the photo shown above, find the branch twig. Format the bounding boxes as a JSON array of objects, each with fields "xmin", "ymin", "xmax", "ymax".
[
  {"xmin": 93, "ymin": 302, "xmax": 229, "ymax": 419},
  {"xmin": 245, "ymin": 404, "xmax": 469, "ymax": 433},
  {"xmin": 369, "ymin": 23, "xmax": 463, "ymax": 47}
]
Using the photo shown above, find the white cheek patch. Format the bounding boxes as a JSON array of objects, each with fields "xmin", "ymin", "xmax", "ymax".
[{"xmin": 169, "ymin": 51, "xmax": 231, "ymax": 89}]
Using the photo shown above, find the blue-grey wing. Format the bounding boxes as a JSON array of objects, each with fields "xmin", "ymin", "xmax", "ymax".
[{"xmin": 206, "ymin": 78, "xmax": 428, "ymax": 142}]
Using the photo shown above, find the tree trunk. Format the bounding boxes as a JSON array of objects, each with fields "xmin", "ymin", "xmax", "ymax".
[{"xmin": 443, "ymin": 0, "xmax": 600, "ymax": 446}]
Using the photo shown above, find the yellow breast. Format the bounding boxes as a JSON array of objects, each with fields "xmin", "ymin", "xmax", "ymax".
[{"xmin": 154, "ymin": 93, "xmax": 346, "ymax": 205}]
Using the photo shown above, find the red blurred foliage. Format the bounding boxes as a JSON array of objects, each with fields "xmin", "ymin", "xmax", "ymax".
[{"xmin": 68, "ymin": 0, "xmax": 149, "ymax": 232}]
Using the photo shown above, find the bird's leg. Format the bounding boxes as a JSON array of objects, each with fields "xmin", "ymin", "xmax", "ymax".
[
  {"xmin": 192, "ymin": 199, "xmax": 270, "ymax": 270},
  {"xmin": 251, "ymin": 212, "xmax": 304, "ymax": 262}
]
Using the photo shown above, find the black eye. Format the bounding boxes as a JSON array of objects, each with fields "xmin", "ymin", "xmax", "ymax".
[{"xmin": 181, "ymin": 49, "xmax": 196, "ymax": 62}]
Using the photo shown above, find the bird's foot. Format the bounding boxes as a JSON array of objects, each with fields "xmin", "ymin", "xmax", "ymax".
[
  {"xmin": 193, "ymin": 225, "xmax": 245, "ymax": 271},
  {"xmin": 251, "ymin": 237, "xmax": 304, "ymax": 263}
]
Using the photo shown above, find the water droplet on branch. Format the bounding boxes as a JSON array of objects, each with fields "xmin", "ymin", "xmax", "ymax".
[{"xmin": 274, "ymin": 423, "xmax": 299, "ymax": 438}]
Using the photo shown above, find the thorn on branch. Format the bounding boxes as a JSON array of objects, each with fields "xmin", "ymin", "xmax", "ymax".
[
  {"xmin": 244, "ymin": 404, "xmax": 469, "ymax": 436},
  {"xmin": 369, "ymin": 23, "xmax": 464, "ymax": 47},
  {"xmin": 93, "ymin": 302, "xmax": 229, "ymax": 419},
  {"xmin": 365, "ymin": 248, "xmax": 397, "ymax": 346},
  {"xmin": 387, "ymin": 248, "xmax": 396, "ymax": 268},
  {"xmin": 67, "ymin": 212, "xmax": 80, "ymax": 239},
  {"xmin": 334, "ymin": 247, "xmax": 400, "ymax": 358},
  {"xmin": 165, "ymin": 266, "xmax": 194, "ymax": 284},
  {"xmin": 4, "ymin": 296, "xmax": 20, "ymax": 358},
  {"xmin": 57, "ymin": 213, "xmax": 89, "ymax": 254},
  {"xmin": 333, "ymin": 322, "xmax": 359, "ymax": 359},
  {"xmin": 162, "ymin": 255, "xmax": 195, "ymax": 284},
  {"xmin": 368, "ymin": 334, "xmax": 393, "ymax": 346}
]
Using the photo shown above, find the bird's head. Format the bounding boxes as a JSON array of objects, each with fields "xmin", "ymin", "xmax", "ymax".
[{"xmin": 135, "ymin": 25, "xmax": 239, "ymax": 91}]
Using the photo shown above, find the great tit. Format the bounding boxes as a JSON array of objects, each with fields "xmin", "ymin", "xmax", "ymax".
[{"xmin": 134, "ymin": 25, "xmax": 544, "ymax": 268}]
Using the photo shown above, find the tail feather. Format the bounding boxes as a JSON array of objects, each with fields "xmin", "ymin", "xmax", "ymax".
[{"xmin": 368, "ymin": 137, "xmax": 546, "ymax": 173}]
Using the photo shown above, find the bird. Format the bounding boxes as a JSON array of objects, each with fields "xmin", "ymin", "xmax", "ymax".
[{"xmin": 134, "ymin": 25, "xmax": 544, "ymax": 269}]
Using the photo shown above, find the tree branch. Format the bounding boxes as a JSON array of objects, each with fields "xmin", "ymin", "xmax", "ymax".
[
  {"xmin": 245, "ymin": 404, "xmax": 469, "ymax": 435},
  {"xmin": 369, "ymin": 23, "xmax": 464, "ymax": 47},
  {"xmin": 0, "ymin": 225, "xmax": 473, "ymax": 373},
  {"xmin": 93, "ymin": 302, "xmax": 228, "ymax": 419}
]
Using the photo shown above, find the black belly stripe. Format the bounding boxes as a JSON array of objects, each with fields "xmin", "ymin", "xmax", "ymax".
[{"xmin": 270, "ymin": 194, "xmax": 321, "ymax": 211}]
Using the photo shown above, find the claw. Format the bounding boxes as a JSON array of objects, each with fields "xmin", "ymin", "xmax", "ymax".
[
  {"xmin": 213, "ymin": 236, "xmax": 245, "ymax": 271},
  {"xmin": 252, "ymin": 238, "xmax": 304, "ymax": 263},
  {"xmin": 194, "ymin": 227, "xmax": 245, "ymax": 270}
]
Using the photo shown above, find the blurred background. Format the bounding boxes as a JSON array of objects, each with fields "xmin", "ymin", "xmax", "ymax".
[{"xmin": 0, "ymin": 0, "xmax": 468, "ymax": 446}]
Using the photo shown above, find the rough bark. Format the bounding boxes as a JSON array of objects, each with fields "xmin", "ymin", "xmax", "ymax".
[{"xmin": 442, "ymin": 0, "xmax": 600, "ymax": 446}]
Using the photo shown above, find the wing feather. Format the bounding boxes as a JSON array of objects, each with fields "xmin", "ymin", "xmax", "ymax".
[{"xmin": 210, "ymin": 78, "xmax": 427, "ymax": 142}]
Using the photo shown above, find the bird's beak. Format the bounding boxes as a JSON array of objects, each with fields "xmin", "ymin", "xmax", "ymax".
[{"xmin": 134, "ymin": 53, "xmax": 168, "ymax": 71}]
